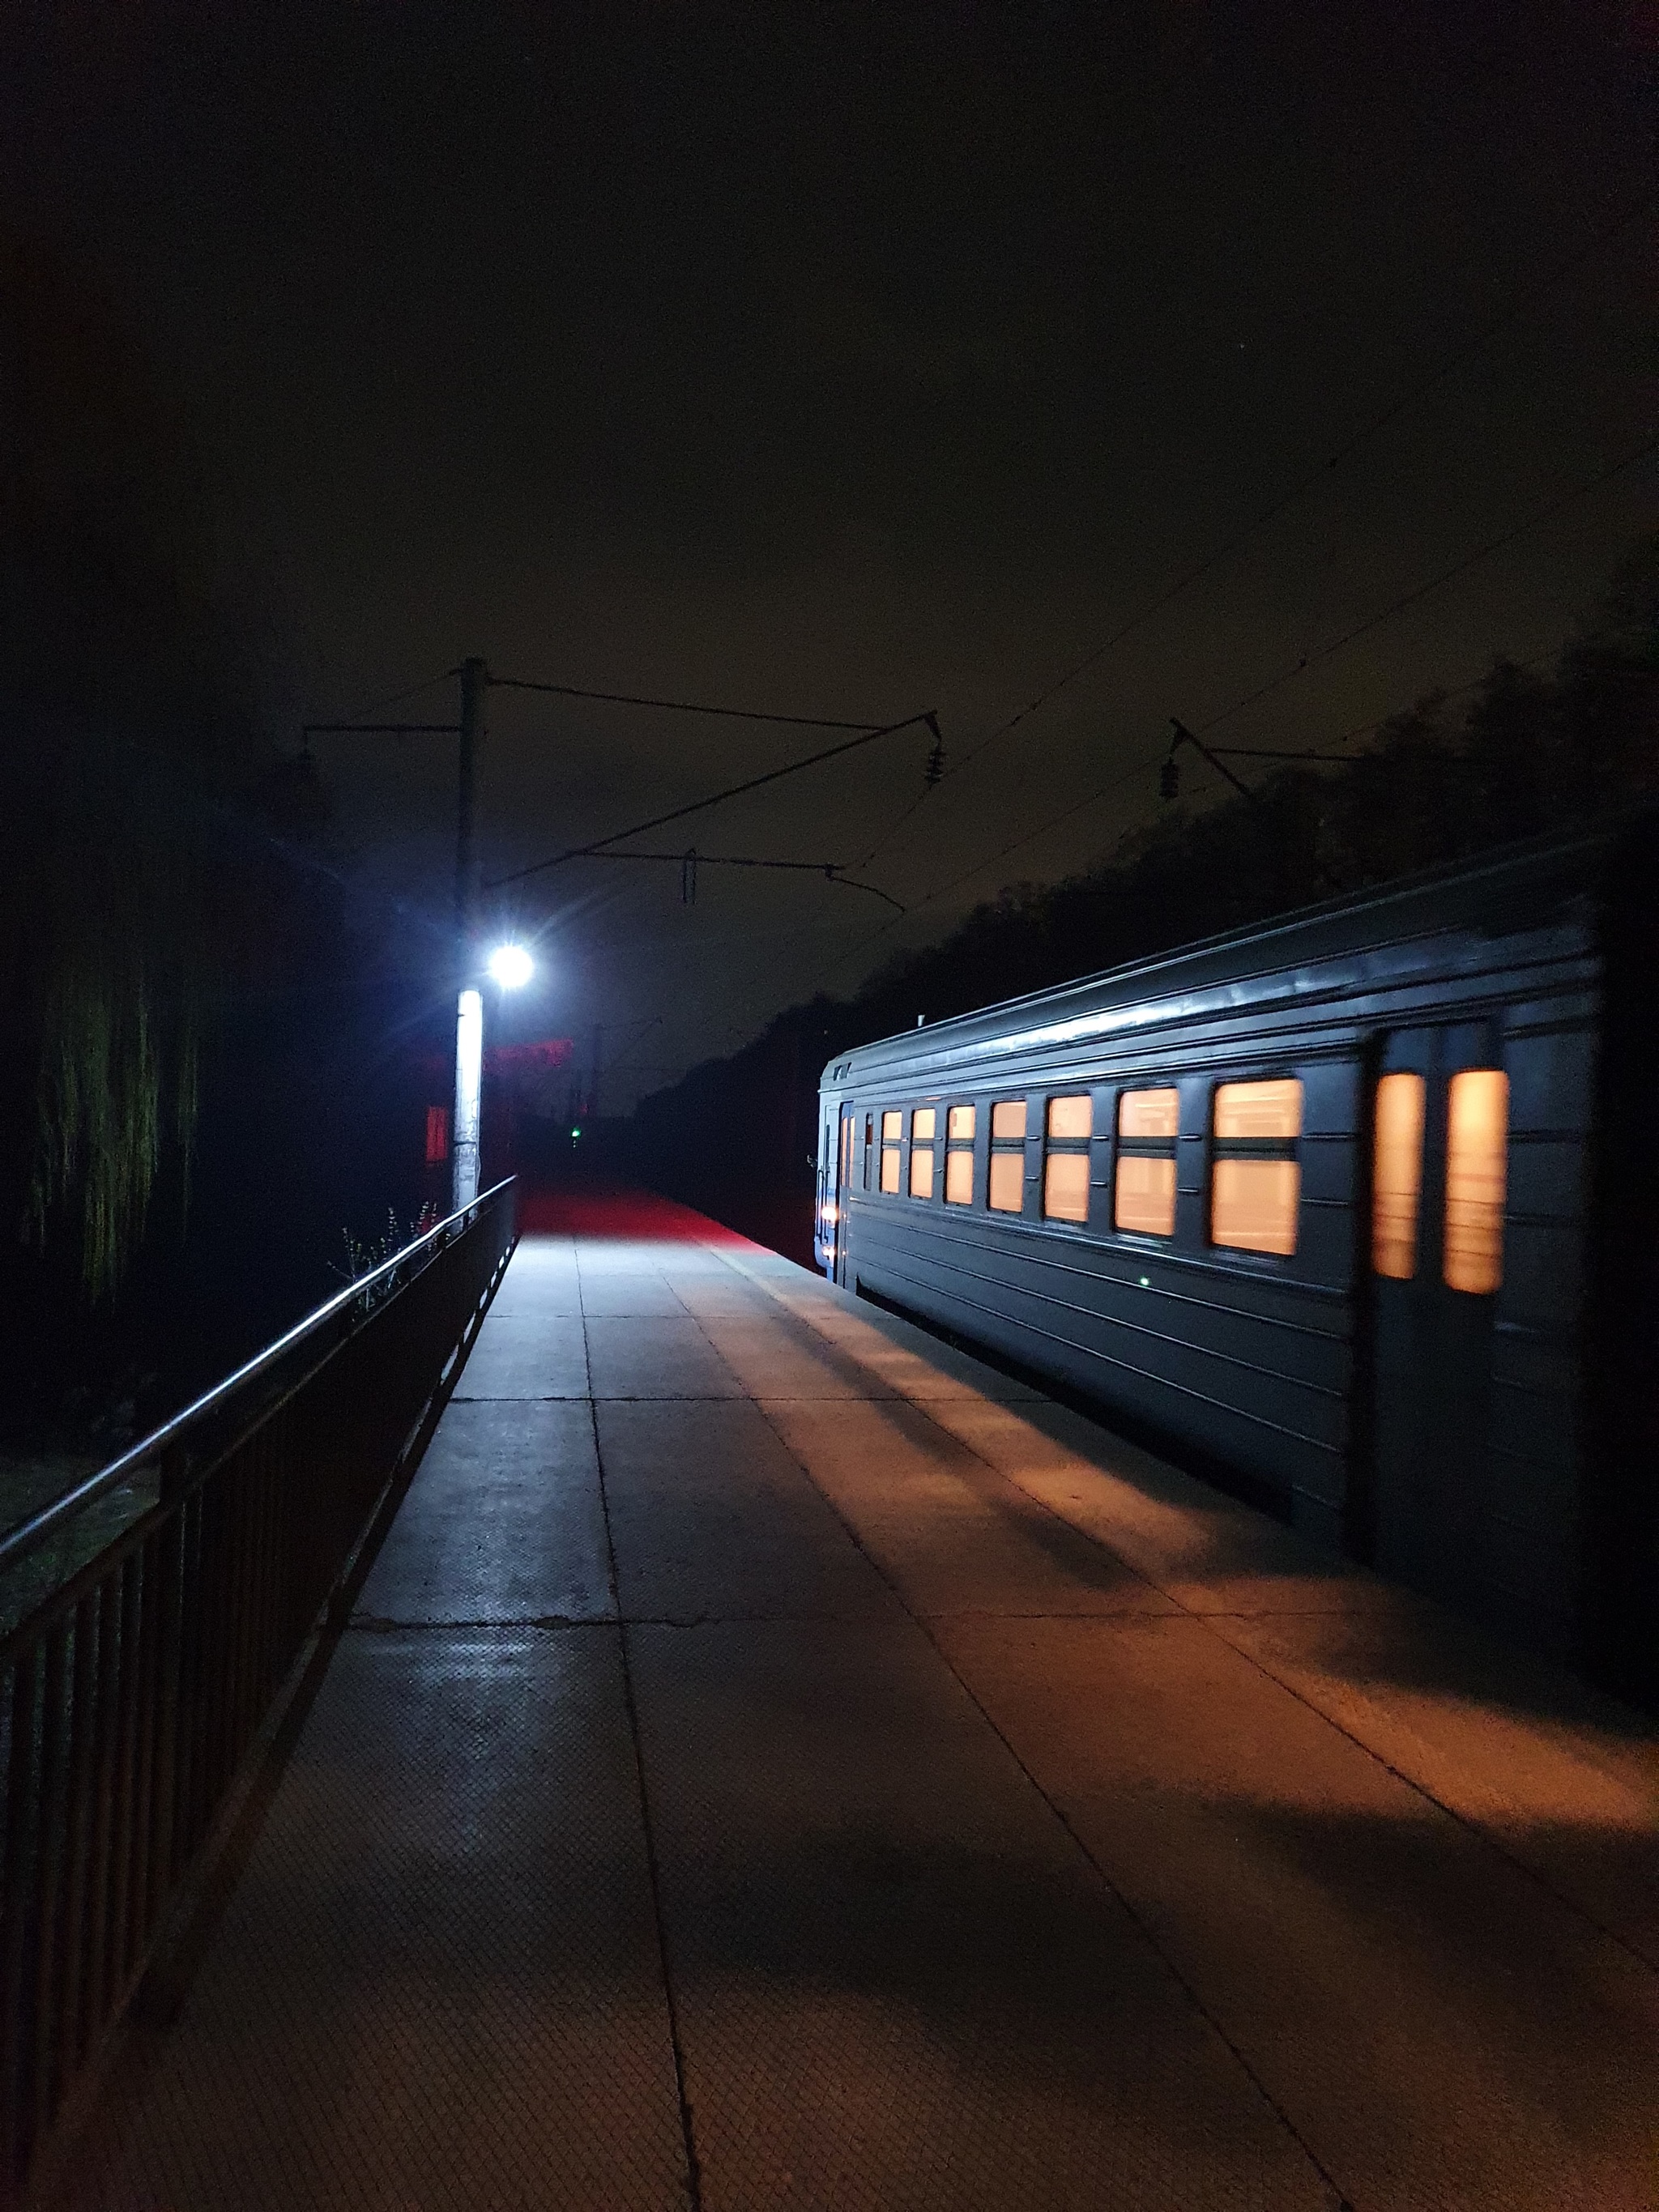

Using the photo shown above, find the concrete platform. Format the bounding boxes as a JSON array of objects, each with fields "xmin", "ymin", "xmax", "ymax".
[{"xmin": 41, "ymin": 1192, "xmax": 1659, "ymax": 2210}]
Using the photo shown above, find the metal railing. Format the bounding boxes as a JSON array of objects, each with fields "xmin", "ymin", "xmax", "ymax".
[{"xmin": 0, "ymin": 1178, "xmax": 517, "ymax": 2197}]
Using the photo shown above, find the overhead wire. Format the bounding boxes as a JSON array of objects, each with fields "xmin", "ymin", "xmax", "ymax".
[
  {"xmin": 857, "ymin": 427, "xmax": 1657, "ymax": 939},
  {"xmin": 487, "ymin": 710, "xmax": 935, "ymax": 888},
  {"xmin": 852, "ymin": 190, "xmax": 1657, "ymax": 875},
  {"xmin": 488, "ymin": 673, "xmax": 886, "ymax": 732}
]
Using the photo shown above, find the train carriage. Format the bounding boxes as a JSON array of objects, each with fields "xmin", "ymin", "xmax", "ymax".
[{"xmin": 815, "ymin": 816, "xmax": 1659, "ymax": 1697}]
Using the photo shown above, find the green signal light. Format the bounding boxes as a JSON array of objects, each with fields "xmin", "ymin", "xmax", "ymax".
[{"xmin": 571, "ymin": 1127, "xmax": 582, "ymax": 1138}]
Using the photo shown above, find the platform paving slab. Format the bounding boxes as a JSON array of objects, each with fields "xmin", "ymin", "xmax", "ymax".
[
  {"xmin": 38, "ymin": 1202, "xmax": 1659, "ymax": 2212},
  {"xmin": 45, "ymin": 1628, "xmax": 687, "ymax": 2212}
]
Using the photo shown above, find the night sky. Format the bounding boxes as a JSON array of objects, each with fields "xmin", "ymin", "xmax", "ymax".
[{"xmin": 7, "ymin": 3, "xmax": 1653, "ymax": 1104}]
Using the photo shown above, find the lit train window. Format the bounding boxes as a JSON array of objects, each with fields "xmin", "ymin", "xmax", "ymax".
[
  {"xmin": 1118, "ymin": 1087, "xmax": 1179, "ymax": 1139},
  {"xmin": 987, "ymin": 1155, "xmax": 1024, "ymax": 1212},
  {"xmin": 1043, "ymin": 1154, "xmax": 1089, "ymax": 1222},
  {"xmin": 945, "ymin": 1104, "xmax": 975, "ymax": 1204},
  {"xmin": 880, "ymin": 1109, "xmax": 902, "ymax": 1194},
  {"xmin": 1115, "ymin": 1089, "xmax": 1178, "ymax": 1235},
  {"xmin": 1372, "ymin": 1072, "xmax": 1426, "ymax": 1279},
  {"xmin": 1043, "ymin": 1095, "xmax": 1092, "ymax": 1223},
  {"xmin": 1046, "ymin": 1094, "xmax": 1092, "ymax": 1141},
  {"xmin": 988, "ymin": 1097, "xmax": 1027, "ymax": 1213},
  {"xmin": 1444, "ymin": 1070, "xmax": 1508, "ymax": 1294},
  {"xmin": 1210, "ymin": 1079, "xmax": 1302, "ymax": 1255},
  {"xmin": 1214, "ymin": 1080, "xmax": 1301, "ymax": 1140},
  {"xmin": 1115, "ymin": 1155, "xmax": 1175, "ymax": 1236},
  {"xmin": 864, "ymin": 1114, "xmax": 875, "ymax": 1189},
  {"xmin": 1211, "ymin": 1160, "xmax": 1299, "ymax": 1255},
  {"xmin": 909, "ymin": 1107, "xmax": 936, "ymax": 1200}
]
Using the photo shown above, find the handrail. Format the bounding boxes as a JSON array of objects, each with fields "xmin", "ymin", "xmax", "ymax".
[{"xmin": 0, "ymin": 1178, "xmax": 516, "ymax": 1576}]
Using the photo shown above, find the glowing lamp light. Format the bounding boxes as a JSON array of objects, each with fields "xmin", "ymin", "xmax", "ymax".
[{"xmin": 488, "ymin": 944, "xmax": 534, "ymax": 990}]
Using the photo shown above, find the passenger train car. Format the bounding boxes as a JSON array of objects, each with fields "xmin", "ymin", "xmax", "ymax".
[{"xmin": 815, "ymin": 819, "xmax": 1659, "ymax": 1698}]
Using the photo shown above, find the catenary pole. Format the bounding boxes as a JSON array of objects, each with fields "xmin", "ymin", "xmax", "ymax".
[{"xmin": 452, "ymin": 656, "xmax": 488, "ymax": 1209}]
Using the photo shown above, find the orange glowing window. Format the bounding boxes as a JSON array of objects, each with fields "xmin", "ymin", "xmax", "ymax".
[
  {"xmin": 991, "ymin": 1098, "xmax": 1027, "ymax": 1141},
  {"xmin": 880, "ymin": 1107, "xmax": 902, "ymax": 1195},
  {"xmin": 912, "ymin": 1106, "xmax": 936, "ymax": 1142},
  {"xmin": 948, "ymin": 1104, "xmax": 975, "ymax": 1140},
  {"xmin": 1372, "ymin": 1072, "xmax": 1426, "ymax": 1280},
  {"xmin": 1114, "ymin": 1154, "xmax": 1175, "ymax": 1236},
  {"xmin": 1115, "ymin": 1087, "xmax": 1179, "ymax": 1237},
  {"xmin": 1213, "ymin": 1079, "xmax": 1302, "ymax": 1140},
  {"xmin": 1444, "ymin": 1069, "xmax": 1508, "ymax": 1294},
  {"xmin": 1046, "ymin": 1093, "xmax": 1092, "ymax": 1140},
  {"xmin": 909, "ymin": 1144, "xmax": 934, "ymax": 1199},
  {"xmin": 1118, "ymin": 1088, "xmax": 1179, "ymax": 1139},
  {"xmin": 1211, "ymin": 1160, "xmax": 1299, "ymax": 1255},
  {"xmin": 987, "ymin": 1152, "xmax": 1025, "ymax": 1213},
  {"xmin": 945, "ymin": 1149, "xmax": 974, "ymax": 1204},
  {"xmin": 1209, "ymin": 1077, "xmax": 1301, "ymax": 1255},
  {"xmin": 1043, "ymin": 1153, "xmax": 1090, "ymax": 1223}
]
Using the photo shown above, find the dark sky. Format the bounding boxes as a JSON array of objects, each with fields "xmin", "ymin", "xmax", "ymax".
[{"xmin": 7, "ymin": 2, "xmax": 1653, "ymax": 1102}]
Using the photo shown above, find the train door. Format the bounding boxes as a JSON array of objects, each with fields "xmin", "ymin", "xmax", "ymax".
[
  {"xmin": 832, "ymin": 1104, "xmax": 856, "ymax": 1285},
  {"xmin": 1363, "ymin": 1024, "xmax": 1509, "ymax": 1599}
]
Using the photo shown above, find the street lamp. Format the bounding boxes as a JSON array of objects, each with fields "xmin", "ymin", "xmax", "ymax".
[
  {"xmin": 453, "ymin": 941, "xmax": 535, "ymax": 1210},
  {"xmin": 487, "ymin": 943, "xmax": 534, "ymax": 990}
]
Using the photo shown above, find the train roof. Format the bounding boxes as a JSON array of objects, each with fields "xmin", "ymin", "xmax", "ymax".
[{"xmin": 823, "ymin": 812, "xmax": 1656, "ymax": 1089}]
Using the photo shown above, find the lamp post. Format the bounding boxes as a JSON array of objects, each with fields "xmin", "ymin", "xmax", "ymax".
[
  {"xmin": 450, "ymin": 657, "xmax": 488, "ymax": 1208},
  {"xmin": 454, "ymin": 941, "xmax": 535, "ymax": 1209}
]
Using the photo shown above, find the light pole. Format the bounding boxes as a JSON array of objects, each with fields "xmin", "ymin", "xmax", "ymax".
[
  {"xmin": 452, "ymin": 656, "xmax": 488, "ymax": 1209},
  {"xmin": 454, "ymin": 941, "xmax": 536, "ymax": 1209}
]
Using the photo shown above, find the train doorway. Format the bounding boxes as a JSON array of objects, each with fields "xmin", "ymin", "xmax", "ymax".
[
  {"xmin": 1363, "ymin": 1024, "xmax": 1508, "ymax": 1603},
  {"xmin": 830, "ymin": 1106, "xmax": 856, "ymax": 1286}
]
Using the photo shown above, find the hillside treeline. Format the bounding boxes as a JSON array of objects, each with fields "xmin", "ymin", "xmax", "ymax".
[{"xmin": 633, "ymin": 543, "xmax": 1657, "ymax": 1261}]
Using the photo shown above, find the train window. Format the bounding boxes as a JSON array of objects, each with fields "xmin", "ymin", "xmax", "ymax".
[
  {"xmin": 880, "ymin": 1109, "xmax": 902, "ymax": 1195},
  {"xmin": 1214, "ymin": 1080, "xmax": 1302, "ymax": 1140},
  {"xmin": 1372, "ymin": 1072, "xmax": 1426, "ymax": 1279},
  {"xmin": 987, "ymin": 1153, "xmax": 1024, "ymax": 1212},
  {"xmin": 1046, "ymin": 1094, "xmax": 1092, "ymax": 1141},
  {"xmin": 1042, "ymin": 1094, "xmax": 1092, "ymax": 1224},
  {"xmin": 910, "ymin": 1107, "xmax": 937, "ymax": 1197},
  {"xmin": 1210, "ymin": 1079, "xmax": 1303, "ymax": 1255},
  {"xmin": 988, "ymin": 1097, "xmax": 1027, "ymax": 1213},
  {"xmin": 1211, "ymin": 1160, "xmax": 1300, "ymax": 1255},
  {"xmin": 1043, "ymin": 1153, "xmax": 1090, "ymax": 1222},
  {"xmin": 864, "ymin": 1114, "xmax": 874, "ymax": 1189},
  {"xmin": 1444, "ymin": 1070, "xmax": 1508, "ymax": 1294},
  {"xmin": 945, "ymin": 1104, "xmax": 975, "ymax": 1205},
  {"xmin": 1118, "ymin": 1088, "xmax": 1179, "ymax": 1139},
  {"xmin": 1115, "ymin": 1089, "xmax": 1178, "ymax": 1236},
  {"xmin": 1115, "ymin": 1155, "xmax": 1176, "ymax": 1236}
]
